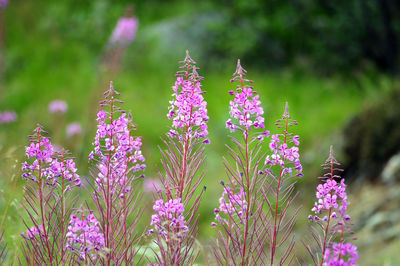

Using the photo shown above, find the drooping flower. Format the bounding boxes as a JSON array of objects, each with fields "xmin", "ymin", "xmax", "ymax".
[
  {"xmin": 66, "ymin": 122, "xmax": 82, "ymax": 138},
  {"xmin": 149, "ymin": 198, "xmax": 188, "ymax": 240},
  {"xmin": 226, "ymin": 60, "xmax": 264, "ymax": 132},
  {"xmin": 0, "ymin": 110, "xmax": 17, "ymax": 124},
  {"xmin": 66, "ymin": 210, "xmax": 105, "ymax": 261},
  {"xmin": 49, "ymin": 100, "xmax": 68, "ymax": 114}
]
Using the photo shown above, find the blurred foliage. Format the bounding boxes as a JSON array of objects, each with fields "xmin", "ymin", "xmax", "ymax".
[{"xmin": 343, "ymin": 88, "xmax": 400, "ymax": 182}]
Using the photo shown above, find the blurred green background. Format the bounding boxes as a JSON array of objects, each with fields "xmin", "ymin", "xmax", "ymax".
[{"xmin": 1, "ymin": 0, "xmax": 400, "ymax": 264}]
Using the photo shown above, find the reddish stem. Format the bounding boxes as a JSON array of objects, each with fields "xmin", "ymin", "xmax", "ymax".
[
  {"xmin": 240, "ymin": 76, "xmax": 251, "ymax": 266},
  {"xmin": 122, "ymin": 123, "xmax": 133, "ymax": 263},
  {"xmin": 337, "ymin": 224, "xmax": 344, "ymax": 262},
  {"xmin": 82, "ymin": 212, "xmax": 88, "ymax": 265},
  {"xmin": 270, "ymin": 115, "xmax": 289, "ymax": 265},
  {"xmin": 37, "ymin": 133, "xmax": 54, "ymax": 266},
  {"xmin": 60, "ymin": 151, "xmax": 65, "ymax": 265},
  {"xmin": 320, "ymin": 157, "xmax": 335, "ymax": 266},
  {"xmin": 105, "ymin": 92, "xmax": 115, "ymax": 265},
  {"xmin": 178, "ymin": 62, "xmax": 194, "ymax": 199}
]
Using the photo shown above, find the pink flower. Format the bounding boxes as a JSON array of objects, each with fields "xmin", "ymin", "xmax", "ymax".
[
  {"xmin": 324, "ymin": 242, "xmax": 358, "ymax": 266},
  {"xmin": 21, "ymin": 225, "xmax": 45, "ymax": 240},
  {"xmin": 212, "ymin": 184, "xmax": 247, "ymax": 226},
  {"xmin": 66, "ymin": 122, "xmax": 82, "ymax": 137},
  {"xmin": 168, "ymin": 76, "xmax": 209, "ymax": 139},
  {"xmin": 0, "ymin": 110, "xmax": 17, "ymax": 124},
  {"xmin": 110, "ymin": 17, "xmax": 138, "ymax": 45},
  {"xmin": 0, "ymin": 0, "xmax": 8, "ymax": 8},
  {"xmin": 150, "ymin": 198, "xmax": 188, "ymax": 240},
  {"xmin": 66, "ymin": 210, "xmax": 105, "ymax": 261},
  {"xmin": 227, "ymin": 60, "xmax": 264, "ymax": 132},
  {"xmin": 49, "ymin": 100, "xmax": 68, "ymax": 114},
  {"xmin": 143, "ymin": 178, "xmax": 162, "ymax": 194}
]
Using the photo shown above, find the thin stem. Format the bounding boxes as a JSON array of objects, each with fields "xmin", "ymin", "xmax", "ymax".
[
  {"xmin": 178, "ymin": 61, "xmax": 194, "ymax": 199},
  {"xmin": 37, "ymin": 133, "xmax": 53, "ymax": 266},
  {"xmin": 105, "ymin": 91, "xmax": 115, "ymax": 265},
  {"xmin": 82, "ymin": 212, "xmax": 88, "ymax": 265},
  {"xmin": 270, "ymin": 115, "xmax": 289, "ymax": 265},
  {"xmin": 320, "ymin": 158, "xmax": 335, "ymax": 266},
  {"xmin": 240, "ymin": 76, "xmax": 251, "ymax": 266},
  {"xmin": 122, "ymin": 123, "xmax": 132, "ymax": 264},
  {"xmin": 337, "ymin": 224, "xmax": 344, "ymax": 262},
  {"xmin": 60, "ymin": 151, "xmax": 65, "ymax": 265}
]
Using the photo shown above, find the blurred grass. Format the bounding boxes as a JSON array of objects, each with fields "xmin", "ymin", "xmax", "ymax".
[{"xmin": 0, "ymin": 0, "xmax": 398, "ymax": 263}]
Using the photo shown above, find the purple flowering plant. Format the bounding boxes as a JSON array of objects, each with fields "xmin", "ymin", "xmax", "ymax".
[
  {"xmin": 211, "ymin": 60, "xmax": 304, "ymax": 265},
  {"xmin": 65, "ymin": 207, "xmax": 105, "ymax": 263},
  {"xmin": 20, "ymin": 125, "xmax": 81, "ymax": 265},
  {"xmin": 6, "ymin": 49, "xmax": 360, "ymax": 265},
  {"xmin": 305, "ymin": 146, "xmax": 358, "ymax": 266},
  {"xmin": 87, "ymin": 83, "xmax": 146, "ymax": 265},
  {"xmin": 148, "ymin": 51, "xmax": 208, "ymax": 265}
]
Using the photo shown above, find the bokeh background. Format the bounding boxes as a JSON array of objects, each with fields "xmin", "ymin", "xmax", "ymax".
[{"xmin": 1, "ymin": 0, "xmax": 400, "ymax": 264}]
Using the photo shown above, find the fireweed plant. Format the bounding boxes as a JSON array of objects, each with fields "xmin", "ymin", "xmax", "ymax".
[
  {"xmin": 148, "ymin": 51, "xmax": 209, "ymax": 265},
  {"xmin": 88, "ymin": 83, "xmax": 146, "ymax": 265},
  {"xmin": 20, "ymin": 125, "xmax": 81, "ymax": 265},
  {"xmin": 306, "ymin": 146, "xmax": 358, "ymax": 265},
  {"xmin": 211, "ymin": 60, "xmax": 304, "ymax": 265},
  {"xmin": 6, "ymin": 50, "xmax": 359, "ymax": 265}
]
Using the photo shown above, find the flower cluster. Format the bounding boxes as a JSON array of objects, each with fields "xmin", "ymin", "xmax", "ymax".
[
  {"xmin": 212, "ymin": 184, "xmax": 247, "ymax": 226},
  {"xmin": 324, "ymin": 243, "xmax": 358, "ymax": 266},
  {"xmin": 20, "ymin": 225, "xmax": 45, "ymax": 240},
  {"xmin": 167, "ymin": 76, "xmax": 209, "ymax": 140},
  {"xmin": 309, "ymin": 147, "xmax": 349, "ymax": 221},
  {"xmin": 308, "ymin": 147, "xmax": 357, "ymax": 266},
  {"xmin": 149, "ymin": 198, "xmax": 188, "ymax": 240},
  {"xmin": 66, "ymin": 211, "xmax": 105, "ymax": 261},
  {"xmin": 110, "ymin": 17, "xmax": 138, "ymax": 45},
  {"xmin": 66, "ymin": 122, "xmax": 82, "ymax": 138},
  {"xmin": 0, "ymin": 110, "xmax": 17, "ymax": 124},
  {"xmin": 226, "ymin": 60, "xmax": 264, "ymax": 132},
  {"xmin": 21, "ymin": 127, "xmax": 81, "ymax": 187},
  {"xmin": 48, "ymin": 100, "xmax": 68, "ymax": 114},
  {"xmin": 89, "ymin": 106, "xmax": 146, "ymax": 196},
  {"xmin": 311, "ymin": 179, "xmax": 348, "ymax": 220},
  {"xmin": 265, "ymin": 133, "xmax": 303, "ymax": 177}
]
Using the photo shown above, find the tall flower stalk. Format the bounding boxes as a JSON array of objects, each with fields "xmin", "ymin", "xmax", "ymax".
[
  {"xmin": 306, "ymin": 146, "xmax": 358, "ymax": 265},
  {"xmin": 149, "ymin": 50, "xmax": 209, "ymax": 265},
  {"xmin": 20, "ymin": 125, "xmax": 81, "ymax": 265},
  {"xmin": 88, "ymin": 83, "xmax": 146, "ymax": 264},
  {"xmin": 212, "ymin": 60, "xmax": 302, "ymax": 265},
  {"xmin": 266, "ymin": 102, "xmax": 303, "ymax": 265},
  {"xmin": 212, "ymin": 60, "xmax": 267, "ymax": 265}
]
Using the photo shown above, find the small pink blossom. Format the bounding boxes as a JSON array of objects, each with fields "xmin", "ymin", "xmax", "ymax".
[
  {"xmin": 49, "ymin": 100, "xmax": 68, "ymax": 114},
  {"xmin": 110, "ymin": 17, "xmax": 138, "ymax": 45},
  {"xmin": 0, "ymin": 110, "xmax": 17, "ymax": 124},
  {"xmin": 150, "ymin": 198, "xmax": 188, "ymax": 240},
  {"xmin": 66, "ymin": 122, "xmax": 82, "ymax": 137}
]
